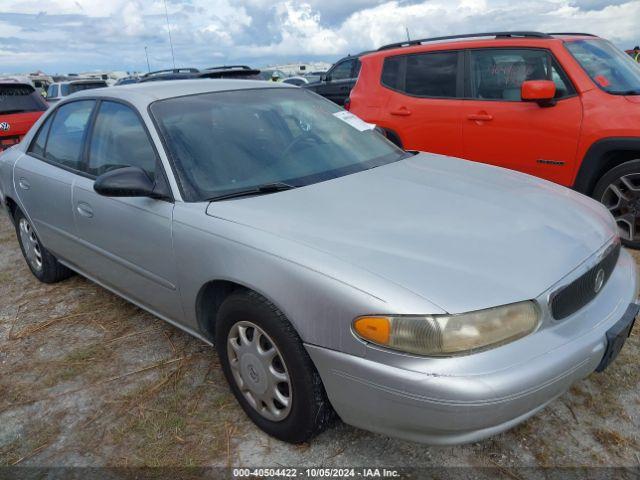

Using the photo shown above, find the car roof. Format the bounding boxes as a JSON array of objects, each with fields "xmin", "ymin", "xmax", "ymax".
[
  {"xmin": 69, "ymin": 78, "xmax": 293, "ymax": 107},
  {"xmin": 55, "ymin": 79, "xmax": 108, "ymax": 85},
  {"xmin": 363, "ymin": 31, "xmax": 599, "ymax": 59}
]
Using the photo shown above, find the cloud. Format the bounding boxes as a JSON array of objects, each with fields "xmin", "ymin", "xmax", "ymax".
[{"xmin": 0, "ymin": 0, "xmax": 638, "ymax": 73}]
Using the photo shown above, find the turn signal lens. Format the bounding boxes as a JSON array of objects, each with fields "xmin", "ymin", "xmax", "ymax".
[
  {"xmin": 353, "ymin": 316, "xmax": 390, "ymax": 344},
  {"xmin": 352, "ymin": 301, "xmax": 539, "ymax": 356}
]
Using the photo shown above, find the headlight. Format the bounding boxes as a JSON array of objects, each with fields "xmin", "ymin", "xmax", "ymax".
[{"xmin": 353, "ymin": 301, "xmax": 539, "ymax": 356}]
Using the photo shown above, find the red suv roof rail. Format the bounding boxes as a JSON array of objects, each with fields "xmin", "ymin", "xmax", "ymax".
[
  {"xmin": 377, "ymin": 31, "xmax": 552, "ymax": 51},
  {"xmin": 547, "ymin": 32, "xmax": 598, "ymax": 37}
]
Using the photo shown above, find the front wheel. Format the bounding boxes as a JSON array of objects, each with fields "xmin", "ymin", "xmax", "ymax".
[
  {"xmin": 215, "ymin": 290, "xmax": 334, "ymax": 443},
  {"xmin": 593, "ymin": 159, "xmax": 640, "ymax": 249}
]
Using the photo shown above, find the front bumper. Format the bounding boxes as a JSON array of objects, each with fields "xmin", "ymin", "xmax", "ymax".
[{"xmin": 307, "ymin": 248, "xmax": 638, "ymax": 445}]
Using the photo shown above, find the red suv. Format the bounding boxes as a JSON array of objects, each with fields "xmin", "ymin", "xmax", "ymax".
[
  {"xmin": 0, "ymin": 81, "xmax": 48, "ymax": 152},
  {"xmin": 349, "ymin": 32, "xmax": 640, "ymax": 247}
]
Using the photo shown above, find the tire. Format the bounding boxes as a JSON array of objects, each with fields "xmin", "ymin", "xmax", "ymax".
[
  {"xmin": 13, "ymin": 209, "xmax": 74, "ymax": 283},
  {"xmin": 215, "ymin": 290, "xmax": 334, "ymax": 443},
  {"xmin": 593, "ymin": 159, "xmax": 640, "ymax": 249}
]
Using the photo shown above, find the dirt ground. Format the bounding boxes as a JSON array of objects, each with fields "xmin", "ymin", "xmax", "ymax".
[{"xmin": 1, "ymin": 211, "xmax": 639, "ymax": 472}]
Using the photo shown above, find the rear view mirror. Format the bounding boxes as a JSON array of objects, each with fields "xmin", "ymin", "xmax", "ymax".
[
  {"xmin": 94, "ymin": 166, "xmax": 156, "ymax": 198},
  {"xmin": 521, "ymin": 80, "xmax": 557, "ymax": 107}
]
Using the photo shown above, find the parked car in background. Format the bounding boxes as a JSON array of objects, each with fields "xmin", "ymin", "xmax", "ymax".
[
  {"xmin": 282, "ymin": 76, "xmax": 309, "ymax": 86},
  {"xmin": 46, "ymin": 79, "xmax": 108, "ymax": 105},
  {"xmin": 257, "ymin": 69, "xmax": 288, "ymax": 82},
  {"xmin": 138, "ymin": 66, "xmax": 261, "ymax": 83},
  {"xmin": 1, "ymin": 80, "xmax": 636, "ymax": 446},
  {"xmin": 114, "ymin": 76, "xmax": 140, "ymax": 86},
  {"xmin": 349, "ymin": 31, "xmax": 640, "ymax": 247},
  {"xmin": 138, "ymin": 68, "xmax": 201, "ymax": 82},
  {"xmin": 304, "ymin": 54, "xmax": 366, "ymax": 105},
  {"xmin": 28, "ymin": 73, "xmax": 54, "ymax": 97},
  {"xmin": 200, "ymin": 65, "xmax": 261, "ymax": 80},
  {"xmin": 302, "ymin": 71, "xmax": 327, "ymax": 84},
  {"xmin": 0, "ymin": 81, "xmax": 48, "ymax": 151}
]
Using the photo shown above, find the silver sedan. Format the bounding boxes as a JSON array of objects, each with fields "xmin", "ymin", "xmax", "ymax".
[{"xmin": 0, "ymin": 80, "xmax": 637, "ymax": 445}]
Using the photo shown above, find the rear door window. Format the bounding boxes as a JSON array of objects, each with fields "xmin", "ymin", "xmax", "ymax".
[
  {"xmin": 0, "ymin": 84, "xmax": 48, "ymax": 114},
  {"xmin": 381, "ymin": 56, "xmax": 404, "ymax": 90},
  {"xmin": 468, "ymin": 49, "xmax": 575, "ymax": 101},
  {"xmin": 405, "ymin": 52, "xmax": 459, "ymax": 97},
  {"xmin": 43, "ymin": 100, "xmax": 95, "ymax": 171},
  {"xmin": 381, "ymin": 51, "xmax": 461, "ymax": 98}
]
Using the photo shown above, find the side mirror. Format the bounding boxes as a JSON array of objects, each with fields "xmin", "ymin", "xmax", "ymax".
[
  {"xmin": 323, "ymin": 73, "xmax": 330, "ymax": 83},
  {"xmin": 94, "ymin": 166, "xmax": 156, "ymax": 198},
  {"xmin": 521, "ymin": 80, "xmax": 557, "ymax": 107}
]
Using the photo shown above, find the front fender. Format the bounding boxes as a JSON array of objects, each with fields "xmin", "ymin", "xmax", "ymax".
[
  {"xmin": 573, "ymin": 137, "xmax": 640, "ymax": 194},
  {"xmin": 171, "ymin": 203, "xmax": 445, "ymax": 356}
]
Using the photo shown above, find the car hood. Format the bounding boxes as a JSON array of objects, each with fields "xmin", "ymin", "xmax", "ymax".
[{"xmin": 206, "ymin": 153, "xmax": 615, "ymax": 313}]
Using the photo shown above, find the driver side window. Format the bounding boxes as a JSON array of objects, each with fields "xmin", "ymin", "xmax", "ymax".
[
  {"xmin": 328, "ymin": 60, "xmax": 354, "ymax": 82},
  {"xmin": 87, "ymin": 101, "xmax": 157, "ymax": 179}
]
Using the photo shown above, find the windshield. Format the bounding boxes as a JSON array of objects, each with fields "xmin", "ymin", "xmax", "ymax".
[
  {"xmin": 0, "ymin": 84, "xmax": 48, "ymax": 114},
  {"xmin": 565, "ymin": 39, "xmax": 640, "ymax": 94},
  {"xmin": 151, "ymin": 88, "xmax": 404, "ymax": 201}
]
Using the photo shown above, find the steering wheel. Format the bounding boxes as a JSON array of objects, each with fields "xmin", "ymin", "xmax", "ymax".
[{"xmin": 281, "ymin": 132, "xmax": 323, "ymax": 160}]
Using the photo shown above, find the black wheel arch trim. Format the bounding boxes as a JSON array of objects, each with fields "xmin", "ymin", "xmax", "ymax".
[{"xmin": 574, "ymin": 137, "xmax": 640, "ymax": 195}]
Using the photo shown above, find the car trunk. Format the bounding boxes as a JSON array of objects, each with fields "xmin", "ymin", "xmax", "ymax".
[{"xmin": 0, "ymin": 84, "xmax": 47, "ymax": 151}]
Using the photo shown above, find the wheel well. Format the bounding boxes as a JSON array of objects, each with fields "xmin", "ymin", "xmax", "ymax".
[
  {"xmin": 4, "ymin": 196, "xmax": 17, "ymax": 224},
  {"xmin": 574, "ymin": 139, "xmax": 640, "ymax": 195},
  {"xmin": 590, "ymin": 151, "xmax": 639, "ymax": 194},
  {"xmin": 196, "ymin": 280, "xmax": 248, "ymax": 342}
]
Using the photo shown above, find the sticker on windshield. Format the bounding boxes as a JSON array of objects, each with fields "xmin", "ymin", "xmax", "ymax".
[{"xmin": 333, "ymin": 111, "xmax": 375, "ymax": 132}]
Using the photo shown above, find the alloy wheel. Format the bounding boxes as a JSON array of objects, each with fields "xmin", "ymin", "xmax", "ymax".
[
  {"xmin": 18, "ymin": 218, "xmax": 43, "ymax": 271},
  {"xmin": 227, "ymin": 321, "xmax": 292, "ymax": 422},
  {"xmin": 601, "ymin": 173, "xmax": 640, "ymax": 242}
]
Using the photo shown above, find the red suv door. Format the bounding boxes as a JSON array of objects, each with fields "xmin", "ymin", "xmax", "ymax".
[
  {"xmin": 380, "ymin": 50, "xmax": 465, "ymax": 157},
  {"xmin": 460, "ymin": 48, "xmax": 583, "ymax": 186}
]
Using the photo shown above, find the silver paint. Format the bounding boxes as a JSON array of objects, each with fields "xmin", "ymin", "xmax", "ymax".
[{"xmin": 0, "ymin": 80, "xmax": 636, "ymax": 444}]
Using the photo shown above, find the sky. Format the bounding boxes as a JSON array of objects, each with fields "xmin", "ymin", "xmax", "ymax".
[{"xmin": 0, "ymin": 0, "xmax": 638, "ymax": 74}]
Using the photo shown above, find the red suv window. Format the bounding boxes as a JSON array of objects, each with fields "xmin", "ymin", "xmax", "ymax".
[
  {"xmin": 381, "ymin": 51, "xmax": 461, "ymax": 98},
  {"xmin": 0, "ymin": 84, "xmax": 47, "ymax": 115},
  {"xmin": 467, "ymin": 49, "xmax": 575, "ymax": 100}
]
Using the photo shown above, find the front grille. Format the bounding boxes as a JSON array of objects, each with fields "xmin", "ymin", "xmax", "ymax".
[{"xmin": 550, "ymin": 241, "xmax": 621, "ymax": 320}]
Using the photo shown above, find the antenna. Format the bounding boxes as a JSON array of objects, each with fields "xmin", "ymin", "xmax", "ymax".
[
  {"xmin": 405, "ymin": 26, "xmax": 411, "ymax": 41},
  {"xmin": 144, "ymin": 46, "xmax": 151, "ymax": 73},
  {"xmin": 163, "ymin": 0, "xmax": 176, "ymax": 69}
]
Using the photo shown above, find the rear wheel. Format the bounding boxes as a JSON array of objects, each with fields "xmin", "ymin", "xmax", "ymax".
[
  {"xmin": 215, "ymin": 290, "xmax": 334, "ymax": 443},
  {"xmin": 14, "ymin": 209, "xmax": 74, "ymax": 283},
  {"xmin": 593, "ymin": 159, "xmax": 640, "ymax": 249}
]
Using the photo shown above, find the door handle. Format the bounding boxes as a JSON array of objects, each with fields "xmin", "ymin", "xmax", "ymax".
[
  {"xmin": 390, "ymin": 107, "xmax": 411, "ymax": 116},
  {"xmin": 76, "ymin": 202, "xmax": 94, "ymax": 218},
  {"xmin": 18, "ymin": 178, "xmax": 31, "ymax": 190},
  {"xmin": 467, "ymin": 113, "xmax": 493, "ymax": 122}
]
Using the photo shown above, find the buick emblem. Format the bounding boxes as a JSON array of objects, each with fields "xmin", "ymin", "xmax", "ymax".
[
  {"xmin": 0, "ymin": 122, "xmax": 9, "ymax": 132},
  {"xmin": 594, "ymin": 268, "xmax": 605, "ymax": 293}
]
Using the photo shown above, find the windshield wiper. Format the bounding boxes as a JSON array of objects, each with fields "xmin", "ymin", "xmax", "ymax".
[{"xmin": 207, "ymin": 182, "xmax": 296, "ymax": 202}]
